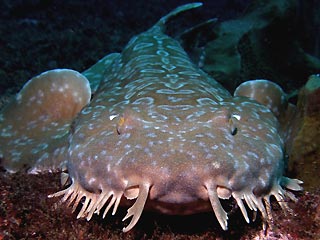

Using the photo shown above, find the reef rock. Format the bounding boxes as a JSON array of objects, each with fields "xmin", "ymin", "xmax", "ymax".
[
  {"xmin": 202, "ymin": 0, "xmax": 320, "ymax": 92},
  {"xmin": 289, "ymin": 74, "xmax": 320, "ymax": 191}
]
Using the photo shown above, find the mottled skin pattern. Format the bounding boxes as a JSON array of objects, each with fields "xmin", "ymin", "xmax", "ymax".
[{"xmin": 0, "ymin": 3, "xmax": 302, "ymax": 232}]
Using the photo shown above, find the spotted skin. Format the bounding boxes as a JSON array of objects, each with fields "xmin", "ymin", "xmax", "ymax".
[{"xmin": 0, "ymin": 3, "xmax": 302, "ymax": 232}]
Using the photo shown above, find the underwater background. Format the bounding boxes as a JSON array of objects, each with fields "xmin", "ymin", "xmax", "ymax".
[{"xmin": 0, "ymin": 0, "xmax": 319, "ymax": 239}]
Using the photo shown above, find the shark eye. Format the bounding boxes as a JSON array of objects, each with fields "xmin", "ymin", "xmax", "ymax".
[{"xmin": 229, "ymin": 114, "xmax": 241, "ymax": 136}]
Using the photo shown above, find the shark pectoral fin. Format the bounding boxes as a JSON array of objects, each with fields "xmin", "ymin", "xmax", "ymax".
[
  {"xmin": 234, "ymin": 79, "xmax": 288, "ymax": 118},
  {"xmin": 0, "ymin": 69, "xmax": 91, "ymax": 173}
]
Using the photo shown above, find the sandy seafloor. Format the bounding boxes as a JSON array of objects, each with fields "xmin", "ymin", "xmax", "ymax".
[{"xmin": 0, "ymin": 1, "xmax": 319, "ymax": 239}]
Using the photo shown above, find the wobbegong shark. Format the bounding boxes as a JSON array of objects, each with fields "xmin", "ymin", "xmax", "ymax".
[{"xmin": 0, "ymin": 3, "xmax": 302, "ymax": 232}]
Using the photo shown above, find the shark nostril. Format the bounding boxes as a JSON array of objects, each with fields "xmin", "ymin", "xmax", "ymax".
[{"xmin": 124, "ymin": 185, "xmax": 140, "ymax": 199}]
